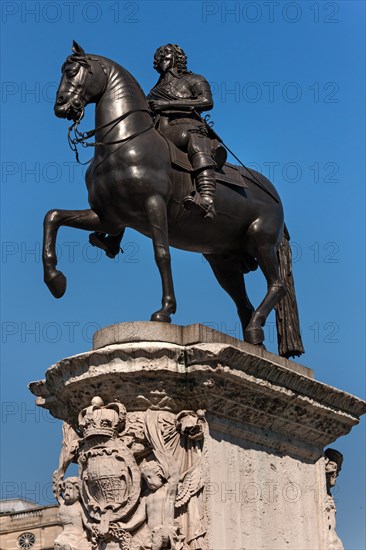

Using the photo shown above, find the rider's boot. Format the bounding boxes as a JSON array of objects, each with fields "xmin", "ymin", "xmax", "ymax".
[
  {"xmin": 183, "ymin": 168, "xmax": 216, "ymax": 218},
  {"xmin": 89, "ymin": 232, "xmax": 123, "ymax": 259}
]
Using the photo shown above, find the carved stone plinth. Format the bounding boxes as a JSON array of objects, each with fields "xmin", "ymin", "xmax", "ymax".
[{"xmin": 30, "ymin": 323, "xmax": 366, "ymax": 550}]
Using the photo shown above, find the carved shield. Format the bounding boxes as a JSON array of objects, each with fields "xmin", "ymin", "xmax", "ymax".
[{"xmin": 79, "ymin": 438, "xmax": 141, "ymax": 523}]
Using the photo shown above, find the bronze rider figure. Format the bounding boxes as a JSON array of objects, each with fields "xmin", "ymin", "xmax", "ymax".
[{"xmin": 147, "ymin": 43, "xmax": 218, "ymax": 217}]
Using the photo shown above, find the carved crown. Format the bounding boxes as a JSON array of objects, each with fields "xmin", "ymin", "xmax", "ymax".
[{"xmin": 78, "ymin": 397, "xmax": 126, "ymax": 438}]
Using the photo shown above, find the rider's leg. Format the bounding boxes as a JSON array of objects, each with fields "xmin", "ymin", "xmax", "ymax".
[
  {"xmin": 193, "ymin": 166, "xmax": 217, "ymax": 215},
  {"xmin": 162, "ymin": 121, "xmax": 217, "ymax": 217},
  {"xmin": 184, "ymin": 129, "xmax": 217, "ymax": 216}
]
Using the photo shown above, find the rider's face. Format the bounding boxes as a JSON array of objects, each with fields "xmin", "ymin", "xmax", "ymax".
[{"xmin": 157, "ymin": 49, "xmax": 175, "ymax": 73}]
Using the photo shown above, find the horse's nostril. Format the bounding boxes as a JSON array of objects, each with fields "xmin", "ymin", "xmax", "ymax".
[{"xmin": 57, "ymin": 95, "xmax": 65, "ymax": 104}]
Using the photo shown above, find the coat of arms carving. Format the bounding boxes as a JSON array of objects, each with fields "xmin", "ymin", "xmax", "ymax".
[{"xmin": 53, "ymin": 397, "xmax": 208, "ymax": 550}]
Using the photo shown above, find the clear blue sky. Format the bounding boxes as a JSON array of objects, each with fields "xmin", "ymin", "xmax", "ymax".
[{"xmin": 1, "ymin": 1, "xmax": 365, "ymax": 548}]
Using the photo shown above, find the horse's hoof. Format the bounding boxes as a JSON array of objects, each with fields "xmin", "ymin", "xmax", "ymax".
[
  {"xmin": 150, "ymin": 311, "xmax": 172, "ymax": 323},
  {"xmin": 44, "ymin": 270, "xmax": 67, "ymax": 299},
  {"xmin": 245, "ymin": 326, "xmax": 264, "ymax": 345}
]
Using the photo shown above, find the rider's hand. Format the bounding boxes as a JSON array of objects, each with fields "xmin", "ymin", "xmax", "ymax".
[{"xmin": 149, "ymin": 100, "xmax": 168, "ymax": 112}]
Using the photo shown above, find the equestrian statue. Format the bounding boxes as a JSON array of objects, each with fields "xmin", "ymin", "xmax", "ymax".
[{"xmin": 43, "ymin": 41, "xmax": 304, "ymax": 358}]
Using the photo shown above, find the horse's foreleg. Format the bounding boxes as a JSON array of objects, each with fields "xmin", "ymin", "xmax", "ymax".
[
  {"xmin": 245, "ymin": 242, "xmax": 286, "ymax": 345},
  {"xmin": 43, "ymin": 208, "xmax": 111, "ymax": 298},
  {"xmin": 145, "ymin": 195, "xmax": 176, "ymax": 323}
]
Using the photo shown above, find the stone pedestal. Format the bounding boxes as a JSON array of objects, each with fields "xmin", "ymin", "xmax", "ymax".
[{"xmin": 29, "ymin": 323, "xmax": 366, "ymax": 550}]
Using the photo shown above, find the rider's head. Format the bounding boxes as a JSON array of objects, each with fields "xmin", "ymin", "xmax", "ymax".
[{"xmin": 153, "ymin": 44, "xmax": 188, "ymax": 75}]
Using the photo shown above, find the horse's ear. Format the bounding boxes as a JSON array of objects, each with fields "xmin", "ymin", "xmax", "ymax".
[{"xmin": 72, "ymin": 41, "xmax": 86, "ymax": 56}]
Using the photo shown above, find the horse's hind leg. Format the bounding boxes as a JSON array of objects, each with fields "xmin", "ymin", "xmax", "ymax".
[
  {"xmin": 43, "ymin": 208, "xmax": 113, "ymax": 298},
  {"xmin": 204, "ymin": 254, "xmax": 254, "ymax": 336},
  {"xmin": 245, "ymin": 241, "xmax": 286, "ymax": 345}
]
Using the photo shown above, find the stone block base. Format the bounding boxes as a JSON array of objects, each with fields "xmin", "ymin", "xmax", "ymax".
[{"xmin": 29, "ymin": 323, "xmax": 366, "ymax": 550}]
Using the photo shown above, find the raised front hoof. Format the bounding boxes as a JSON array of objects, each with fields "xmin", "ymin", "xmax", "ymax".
[
  {"xmin": 44, "ymin": 270, "xmax": 67, "ymax": 299},
  {"xmin": 245, "ymin": 325, "xmax": 265, "ymax": 346},
  {"xmin": 150, "ymin": 311, "xmax": 172, "ymax": 323}
]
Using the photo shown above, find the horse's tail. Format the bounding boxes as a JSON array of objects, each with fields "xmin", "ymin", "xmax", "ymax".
[{"xmin": 275, "ymin": 225, "xmax": 305, "ymax": 358}]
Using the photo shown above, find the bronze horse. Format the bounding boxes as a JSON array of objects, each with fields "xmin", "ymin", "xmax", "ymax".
[{"xmin": 43, "ymin": 42, "xmax": 304, "ymax": 357}]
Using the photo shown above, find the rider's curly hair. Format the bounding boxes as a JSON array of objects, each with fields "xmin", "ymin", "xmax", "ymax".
[{"xmin": 153, "ymin": 44, "xmax": 190, "ymax": 75}]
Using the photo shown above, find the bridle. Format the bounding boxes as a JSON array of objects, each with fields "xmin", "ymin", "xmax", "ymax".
[
  {"xmin": 61, "ymin": 55, "xmax": 153, "ymax": 165},
  {"xmin": 67, "ymin": 107, "xmax": 153, "ymax": 165}
]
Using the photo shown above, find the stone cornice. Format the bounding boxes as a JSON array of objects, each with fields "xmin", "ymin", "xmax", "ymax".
[{"xmin": 29, "ymin": 324, "xmax": 366, "ymax": 458}]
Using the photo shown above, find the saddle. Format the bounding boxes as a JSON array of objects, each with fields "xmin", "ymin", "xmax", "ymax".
[{"xmin": 164, "ymin": 137, "xmax": 248, "ymax": 190}]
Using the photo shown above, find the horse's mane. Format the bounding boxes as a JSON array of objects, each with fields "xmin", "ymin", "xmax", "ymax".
[{"xmin": 88, "ymin": 54, "xmax": 148, "ymax": 108}]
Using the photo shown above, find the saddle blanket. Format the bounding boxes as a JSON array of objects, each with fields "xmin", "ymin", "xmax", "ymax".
[{"xmin": 166, "ymin": 137, "xmax": 248, "ymax": 189}]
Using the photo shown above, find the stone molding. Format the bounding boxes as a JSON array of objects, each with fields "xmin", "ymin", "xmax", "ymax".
[
  {"xmin": 29, "ymin": 323, "xmax": 366, "ymax": 461},
  {"xmin": 92, "ymin": 322, "xmax": 313, "ymax": 378}
]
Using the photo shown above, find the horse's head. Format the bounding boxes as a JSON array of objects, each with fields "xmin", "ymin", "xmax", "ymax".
[{"xmin": 55, "ymin": 41, "xmax": 106, "ymax": 121}]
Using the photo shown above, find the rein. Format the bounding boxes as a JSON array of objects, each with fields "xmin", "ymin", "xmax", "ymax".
[{"xmin": 67, "ymin": 108, "xmax": 153, "ymax": 165}]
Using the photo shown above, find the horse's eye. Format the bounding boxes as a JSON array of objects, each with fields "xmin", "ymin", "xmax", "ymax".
[{"xmin": 66, "ymin": 69, "xmax": 78, "ymax": 78}]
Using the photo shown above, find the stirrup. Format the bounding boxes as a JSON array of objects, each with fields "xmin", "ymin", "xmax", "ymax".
[{"xmin": 89, "ymin": 233, "xmax": 121, "ymax": 259}]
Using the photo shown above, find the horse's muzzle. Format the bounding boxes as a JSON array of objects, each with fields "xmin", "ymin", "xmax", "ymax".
[
  {"xmin": 54, "ymin": 104, "xmax": 80, "ymax": 121},
  {"xmin": 54, "ymin": 94, "xmax": 83, "ymax": 120}
]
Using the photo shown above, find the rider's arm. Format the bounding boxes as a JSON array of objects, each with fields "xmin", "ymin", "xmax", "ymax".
[{"xmin": 151, "ymin": 76, "xmax": 214, "ymax": 113}]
